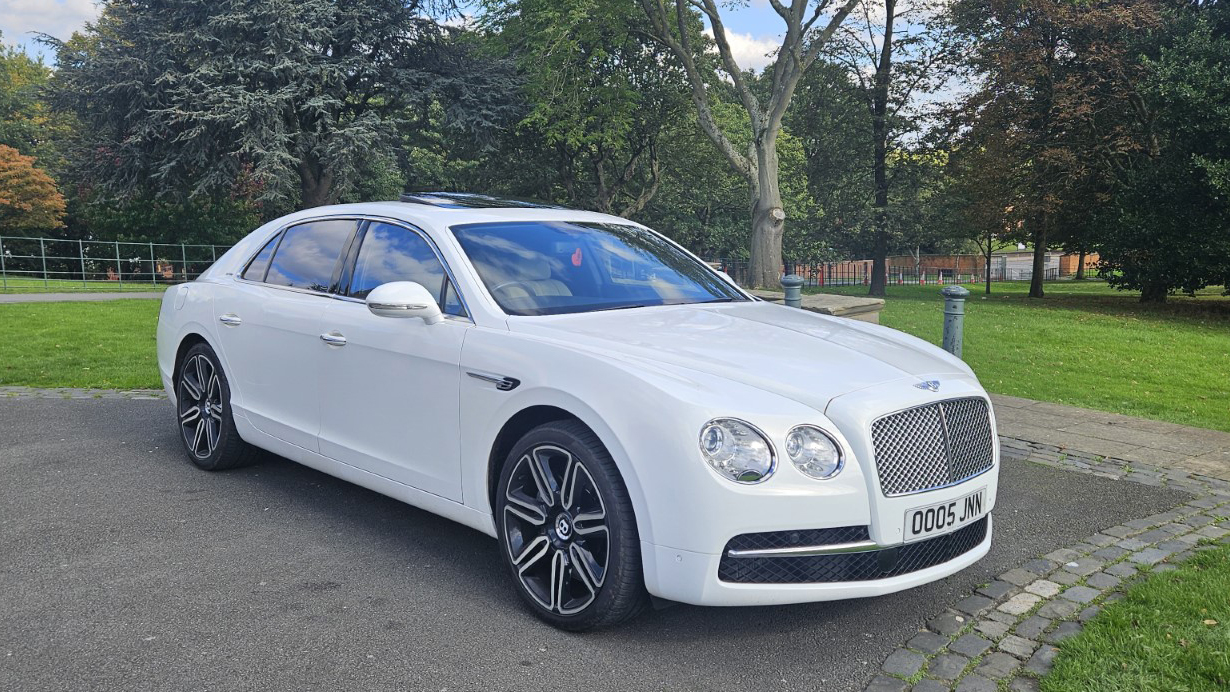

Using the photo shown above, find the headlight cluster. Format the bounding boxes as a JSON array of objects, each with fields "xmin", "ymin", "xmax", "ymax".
[
  {"xmin": 699, "ymin": 419, "xmax": 843, "ymax": 484},
  {"xmin": 785, "ymin": 425, "xmax": 843, "ymax": 479}
]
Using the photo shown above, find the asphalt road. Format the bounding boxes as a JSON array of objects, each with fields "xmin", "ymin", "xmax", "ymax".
[{"xmin": 0, "ymin": 398, "xmax": 1188, "ymax": 692}]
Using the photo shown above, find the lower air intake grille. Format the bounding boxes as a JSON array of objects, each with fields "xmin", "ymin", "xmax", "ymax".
[{"xmin": 717, "ymin": 516, "xmax": 988, "ymax": 584}]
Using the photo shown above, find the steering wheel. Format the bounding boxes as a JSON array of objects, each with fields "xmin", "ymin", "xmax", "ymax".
[{"xmin": 492, "ymin": 280, "xmax": 536, "ymax": 299}]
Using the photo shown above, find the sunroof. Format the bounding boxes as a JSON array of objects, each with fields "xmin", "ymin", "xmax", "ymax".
[{"xmin": 398, "ymin": 192, "xmax": 568, "ymax": 209}]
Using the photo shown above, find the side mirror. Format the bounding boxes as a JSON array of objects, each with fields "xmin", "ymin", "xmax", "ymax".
[{"xmin": 366, "ymin": 281, "xmax": 443, "ymax": 324}]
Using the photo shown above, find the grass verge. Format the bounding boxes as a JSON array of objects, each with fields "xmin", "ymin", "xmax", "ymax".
[
  {"xmin": 1042, "ymin": 544, "xmax": 1230, "ymax": 692},
  {"xmin": 810, "ymin": 281, "xmax": 1230, "ymax": 432},
  {"xmin": 0, "ymin": 300, "xmax": 161, "ymax": 389}
]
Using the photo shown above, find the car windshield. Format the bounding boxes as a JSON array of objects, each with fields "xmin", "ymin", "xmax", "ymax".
[{"xmin": 451, "ymin": 220, "xmax": 747, "ymax": 316}]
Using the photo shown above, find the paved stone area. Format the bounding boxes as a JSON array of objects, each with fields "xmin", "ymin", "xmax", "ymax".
[
  {"xmin": 992, "ymin": 394, "xmax": 1230, "ymax": 482},
  {"xmin": 0, "ymin": 291, "xmax": 164, "ymax": 303},
  {"xmin": 0, "ymin": 395, "xmax": 1189, "ymax": 692}
]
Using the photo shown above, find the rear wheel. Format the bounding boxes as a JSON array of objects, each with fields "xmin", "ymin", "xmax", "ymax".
[
  {"xmin": 175, "ymin": 342, "xmax": 260, "ymax": 471},
  {"xmin": 496, "ymin": 420, "xmax": 648, "ymax": 631}
]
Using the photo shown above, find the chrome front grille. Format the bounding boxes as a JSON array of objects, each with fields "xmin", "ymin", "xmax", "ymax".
[{"xmin": 870, "ymin": 397, "xmax": 994, "ymax": 496}]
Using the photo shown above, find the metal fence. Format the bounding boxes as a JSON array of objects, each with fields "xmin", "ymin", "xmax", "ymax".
[
  {"xmin": 0, "ymin": 236, "xmax": 232, "ymax": 291},
  {"xmin": 709, "ymin": 257, "xmax": 1062, "ymax": 288}
]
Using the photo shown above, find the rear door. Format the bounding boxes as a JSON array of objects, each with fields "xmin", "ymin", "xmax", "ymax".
[
  {"xmin": 212, "ymin": 218, "xmax": 358, "ymax": 451},
  {"xmin": 317, "ymin": 221, "xmax": 471, "ymax": 499}
]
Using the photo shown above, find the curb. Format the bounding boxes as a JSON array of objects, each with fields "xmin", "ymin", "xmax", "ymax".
[{"xmin": 0, "ymin": 386, "xmax": 167, "ymax": 400}]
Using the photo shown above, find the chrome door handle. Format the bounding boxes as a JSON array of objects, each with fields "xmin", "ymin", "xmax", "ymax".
[
  {"xmin": 320, "ymin": 331, "xmax": 347, "ymax": 346},
  {"xmin": 219, "ymin": 314, "xmax": 242, "ymax": 326}
]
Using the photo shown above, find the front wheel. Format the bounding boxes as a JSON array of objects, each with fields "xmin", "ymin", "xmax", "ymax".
[{"xmin": 496, "ymin": 420, "xmax": 648, "ymax": 631}]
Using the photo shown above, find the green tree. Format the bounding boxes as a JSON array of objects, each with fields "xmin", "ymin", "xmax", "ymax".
[
  {"xmin": 0, "ymin": 37, "xmax": 71, "ymax": 170},
  {"xmin": 950, "ymin": 0, "xmax": 1159, "ymax": 298},
  {"xmin": 47, "ymin": 0, "xmax": 520, "ymax": 210},
  {"xmin": 481, "ymin": 0, "xmax": 693, "ymax": 215},
  {"xmin": 1096, "ymin": 0, "xmax": 1230, "ymax": 301},
  {"xmin": 637, "ymin": 0, "xmax": 861, "ymax": 288}
]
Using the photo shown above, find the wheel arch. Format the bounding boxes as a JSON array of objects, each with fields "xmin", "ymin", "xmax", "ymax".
[
  {"xmin": 486, "ymin": 405, "xmax": 583, "ymax": 514},
  {"xmin": 171, "ymin": 332, "xmax": 212, "ymax": 390},
  {"xmin": 484, "ymin": 401, "xmax": 652, "ymax": 544}
]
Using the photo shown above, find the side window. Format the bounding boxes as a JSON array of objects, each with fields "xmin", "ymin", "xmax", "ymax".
[
  {"xmin": 265, "ymin": 220, "xmax": 356, "ymax": 292},
  {"xmin": 348, "ymin": 222, "xmax": 465, "ymax": 316},
  {"xmin": 241, "ymin": 233, "xmax": 279, "ymax": 281}
]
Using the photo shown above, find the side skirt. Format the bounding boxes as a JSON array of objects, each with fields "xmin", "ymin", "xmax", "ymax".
[{"xmin": 232, "ymin": 408, "xmax": 498, "ymax": 539}]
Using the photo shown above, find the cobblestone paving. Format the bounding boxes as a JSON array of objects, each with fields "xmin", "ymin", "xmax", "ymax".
[{"xmin": 865, "ymin": 436, "xmax": 1230, "ymax": 692}]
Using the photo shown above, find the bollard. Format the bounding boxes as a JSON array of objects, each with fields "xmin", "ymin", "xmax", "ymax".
[
  {"xmin": 941, "ymin": 285, "xmax": 970, "ymax": 357},
  {"xmin": 781, "ymin": 274, "xmax": 804, "ymax": 308}
]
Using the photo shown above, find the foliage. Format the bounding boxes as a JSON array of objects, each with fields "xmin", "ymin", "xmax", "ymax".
[
  {"xmin": 0, "ymin": 144, "xmax": 65, "ymax": 231},
  {"xmin": 948, "ymin": 0, "xmax": 1160, "ymax": 298},
  {"xmin": 68, "ymin": 194, "xmax": 261, "ymax": 245},
  {"xmin": 636, "ymin": 0, "xmax": 862, "ymax": 287},
  {"xmin": 0, "ymin": 40, "xmax": 74, "ymax": 173},
  {"xmin": 480, "ymin": 0, "xmax": 693, "ymax": 215},
  {"xmin": 46, "ymin": 0, "xmax": 521, "ymax": 209},
  {"xmin": 1095, "ymin": 1, "xmax": 1230, "ymax": 301}
]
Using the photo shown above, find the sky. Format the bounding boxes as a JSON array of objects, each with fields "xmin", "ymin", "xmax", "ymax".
[{"xmin": 0, "ymin": 0, "xmax": 788, "ymax": 70}]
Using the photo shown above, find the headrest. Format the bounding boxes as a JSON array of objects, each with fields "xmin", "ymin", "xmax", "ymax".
[{"xmin": 524, "ymin": 259, "xmax": 552, "ymax": 281}]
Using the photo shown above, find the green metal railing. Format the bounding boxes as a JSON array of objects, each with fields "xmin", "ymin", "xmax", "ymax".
[{"xmin": 0, "ymin": 235, "xmax": 232, "ymax": 291}]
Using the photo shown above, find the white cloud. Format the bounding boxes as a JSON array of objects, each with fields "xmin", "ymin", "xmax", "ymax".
[
  {"xmin": 0, "ymin": 0, "xmax": 100, "ymax": 44},
  {"xmin": 703, "ymin": 27, "xmax": 779, "ymax": 73}
]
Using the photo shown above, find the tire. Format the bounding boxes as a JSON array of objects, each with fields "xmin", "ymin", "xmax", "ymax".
[
  {"xmin": 496, "ymin": 420, "xmax": 649, "ymax": 631},
  {"xmin": 174, "ymin": 342, "xmax": 261, "ymax": 471}
]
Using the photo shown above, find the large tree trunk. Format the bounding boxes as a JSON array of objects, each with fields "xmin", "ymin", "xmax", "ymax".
[
  {"xmin": 984, "ymin": 247, "xmax": 992, "ymax": 294},
  {"xmin": 299, "ymin": 159, "xmax": 335, "ymax": 209},
  {"xmin": 1140, "ymin": 283, "xmax": 1168, "ymax": 303},
  {"xmin": 1075, "ymin": 249, "xmax": 1087, "ymax": 280},
  {"xmin": 1029, "ymin": 214, "xmax": 1047, "ymax": 298},
  {"xmin": 867, "ymin": 0, "xmax": 896, "ymax": 298},
  {"xmin": 749, "ymin": 142, "xmax": 785, "ymax": 289}
]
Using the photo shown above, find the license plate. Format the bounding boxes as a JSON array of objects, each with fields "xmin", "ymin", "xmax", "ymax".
[{"xmin": 905, "ymin": 488, "xmax": 987, "ymax": 543}]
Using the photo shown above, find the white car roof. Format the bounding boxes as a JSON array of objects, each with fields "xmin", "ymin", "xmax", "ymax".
[{"xmin": 314, "ymin": 196, "xmax": 636, "ymax": 231}]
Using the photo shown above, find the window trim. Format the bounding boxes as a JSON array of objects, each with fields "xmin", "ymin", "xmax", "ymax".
[
  {"xmin": 233, "ymin": 214, "xmax": 473, "ymax": 323},
  {"xmin": 235, "ymin": 215, "xmax": 362, "ymax": 298}
]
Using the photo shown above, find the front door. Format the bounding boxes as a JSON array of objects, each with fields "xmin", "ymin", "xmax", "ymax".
[{"xmin": 317, "ymin": 221, "xmax": 471, "ymax": 500}]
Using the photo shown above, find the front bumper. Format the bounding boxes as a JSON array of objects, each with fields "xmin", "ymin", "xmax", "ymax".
[{"xmin": 642, "ymin": 515, "xmax": 993, "ymax": 606}]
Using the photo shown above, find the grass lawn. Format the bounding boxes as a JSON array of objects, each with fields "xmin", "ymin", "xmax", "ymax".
[
  {"xmin": 0, "ymin": 275, "xmax": 170, "ymax": 292},
  {"xmin": 1042, "ymin": 543, "xmax": 1230, "ymax": 692},
  {"xmin": 0, "ymin": 300, "xmax": 161, "ymax": 389},
  {"xmin": 809, "ymin": 281, "xmax": 1230, "ymax": 433}
]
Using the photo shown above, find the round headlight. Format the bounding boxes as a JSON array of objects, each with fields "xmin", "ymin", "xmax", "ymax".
[
  {"xmin": 785, "ymin": 425, "xmax": 843, "ymax": 479},
  {"xmin": 698, "ymin": 418, "xmax": 775, "ymax": 484}
]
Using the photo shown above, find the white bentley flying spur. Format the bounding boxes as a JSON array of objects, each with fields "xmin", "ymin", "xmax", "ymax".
[{"xmin": 155, "ymin": 193, "xmax": 1000, "ymax": 630}]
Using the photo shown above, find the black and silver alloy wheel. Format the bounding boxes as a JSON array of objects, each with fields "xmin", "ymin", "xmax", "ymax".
[
  {"xmin": 173, "ymin": 342, "xmax": 260, "ymax": 471},
  {"xmin": 503, "ymin": 444, "xmax": 609, "ymax": 615},
  {"xmin": 178, "ymin": 353, "xmax": 223, "ymax": 459},
  {"xmin": 496, "ymin": 421, "xmax": 648, "ymax": 631}
]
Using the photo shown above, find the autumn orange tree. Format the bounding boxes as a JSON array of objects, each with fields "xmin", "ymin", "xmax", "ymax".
[{"xmin": 0, "ymin": 144, "xmax": 66, "ymax": 232}]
